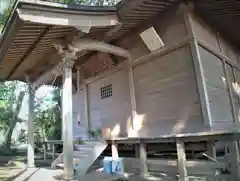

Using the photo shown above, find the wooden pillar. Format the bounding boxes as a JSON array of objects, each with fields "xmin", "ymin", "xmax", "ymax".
[
  {"xmin": 76, "ymin": 68, "xmax": 80, "ymax": 92},
  {"xmin": 135, "ymin": 144, "xmax": 140, "ymax": 158},
  {"xmin": 183, "ymin": 4, "xmax": 216, "ymax": 159},
  {"xmin": 111, "ymin": 141, "xmax": 119, "ymax": 160},
  {"xmin": 207, "ymin": 141, "xmax": 216, "ymax": 159},
  {"xmin": 83, "ymin": 83, "xmax": 90, "ymax": 133},
  {"xmin": 216, "ymin": 32, "xmax": 238, "ymax": 124},
  {"xmin": 127, "ymin": 60, "xmax": 137, "ymax": 133},
  {"xmin": 27, "ymin": 81, "xmax": 35, "ymax": 168},
  {"xmin": 217, "ymin": 34, "xmax": 240, "ymax": 178},
  {"xmin": 43, "ymin": 142, "xmax": 47, "ymax": 160},
  {"xmin": 228, "ymin": 141, "xmax": 240, "ymax": 180},
  {"xmin": 128, "ymin": 66, "xmax": 137, "ymax": 117},
  {"xmin": 62, "ymin": 58, "xmax": 75, "ymax": 180},
  {"xmin": 52, "ymin": 144, "xmax": 55, "ymax": 160},
  {"xmin": 139, "ymin": 141, "xmax": 148, "ymax": 177},
  {"xmin": 176, "ymin": 139, "xmax": 188, "ymax": 181},
  {"xmin": 183, "ymin": 3, "xmax": 212, "ymax": 128}
]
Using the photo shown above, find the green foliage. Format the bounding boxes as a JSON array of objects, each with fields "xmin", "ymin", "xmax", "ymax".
[
  {"xmin": 0, "ymin": 0, "xmax": 122, "ymax": 146},
  {"xmin": 34, "ymin": 88, "xmax": 61, "ymax": 142},
  {"xmin": 0, "ymin": 80, "xmax": 61, "ymax": 147},
  {"xmin": 0, "ymin": 82, "xmax": 24, "ymax": 133},
  {"xmin": 88, "ymin": 0, "xmax": 121, "ymax": 6},
  {"xmin": 88, "ymin": 128, "xmax": 101, "ymax": 139},
  {"xmin": 0, "ymin": 81, "xmax": 26, "ymax": 149},
  {"xmin": 0, "ymin": 0, "xmax": 15, "ymax": 31}
]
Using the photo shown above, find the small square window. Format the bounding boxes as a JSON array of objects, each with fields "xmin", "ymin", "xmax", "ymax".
[{"xmin": 100, "ymin": 84, "xmax": 112, "ymax": 99}]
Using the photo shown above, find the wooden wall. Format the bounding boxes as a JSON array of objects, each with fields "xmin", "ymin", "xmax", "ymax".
[
  {"xmin": 70, "ymin": 5, "xmax": 240, "ymax": 139},
  {"xmin": 88, "ymin": 68, "xmax": 131, "ymax": 136},
  {"xmin": 84, "ymin": 7, "xmax": 205, "ymax": 137},
  {"xmin": 191, "ymin": 13, "xmax": 240, "ymax": 129},
  {"xmin": 192, "ymin": 14, "xmax": 240, "ymax": 62},
  {"xmin": 73, "ymin": 6, "xmax": 240, "ymax": 137},
  {"xmin": 198, "ymin": 46, "xmax": 232, "ymax": 123},
  {"xmin": 153, "ymin": 8, "xmax": 187, "ymax": 48},
  {"xmin": 133, "ymin": 46, "xmax": 204, "ymax": 136}
]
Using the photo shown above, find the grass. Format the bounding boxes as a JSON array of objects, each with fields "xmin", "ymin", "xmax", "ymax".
[
  {"xmin": 0, "ymin": 159, "xmax": 24, "ymax": 181},
  {"xmin": 0, "ymin": 146, "xmax": 26, "ymax": 181}
]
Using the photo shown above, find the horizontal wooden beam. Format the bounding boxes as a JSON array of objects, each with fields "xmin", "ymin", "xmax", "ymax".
[
  {"xmin": 17, "ymin": 8, "xmax": 119, "ymax": 31},
  {"xmin": 77, "ymin": 37, "xmax": 192, "ymax": 89},
  {"xmin": 69, "ymin": 39, "xmax": 131, "ymax": 59},
  {"xmin": 106, "ymin": 131, "xmax": 240, "ymax": 144}
]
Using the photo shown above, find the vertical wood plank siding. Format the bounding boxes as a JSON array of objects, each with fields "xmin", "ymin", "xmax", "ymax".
[
  {"xmin": 87, "ymin": 6, "xmax": 205, "ymax": 137},
  {"xmin": 198, "ymin": 46, "xmax": 233, "ymax": 123},
  {"xmin": 191, "ymin": 12, "xmax": 240, "ymax": 130},
  {"xmin": 88, "ymin": 68, "xmax": 131, "ymax": 136},
  {"xmin": 133, "ymin": 46, "xmax": 203, "ymax": 136}
]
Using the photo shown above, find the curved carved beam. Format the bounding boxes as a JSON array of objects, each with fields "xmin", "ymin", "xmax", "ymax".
[
  {"xmin": 69, "ymin": 39, "xmax": 131, "ymax": 60},
  {"xmin": 33, "ymin": 40, "xmax": 131, "ymax": 88}
]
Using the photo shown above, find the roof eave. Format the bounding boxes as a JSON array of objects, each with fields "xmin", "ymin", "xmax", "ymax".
[
  {"xmin": 0, "ymin": 0, "xmax": 121, "ymax": 79},
  {"xmin": 0, "ymin": 15, "xmax": 23, "ymax": 67}
]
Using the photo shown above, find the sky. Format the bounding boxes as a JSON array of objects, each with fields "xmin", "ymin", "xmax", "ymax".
[{"xmin": 0, "ymin": 0, "xmax": 8, "ymax": 13}]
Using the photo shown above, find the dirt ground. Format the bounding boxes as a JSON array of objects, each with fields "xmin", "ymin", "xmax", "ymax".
[
  {"xmin": 0, "ymin": 157, "xmax": 25, "ymax": 181},
  {"xmin": 0, "ymin": 155, "xmax": 232, "ymax": 181},
  {"xmin": 0, "ymin": 155, "xmax": 64, "ymax": 181}
]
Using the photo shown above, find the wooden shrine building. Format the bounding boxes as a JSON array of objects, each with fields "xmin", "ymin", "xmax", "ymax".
[{"xmin": 1, "ymin": 0, "xmax": 240, "ymax": 180}]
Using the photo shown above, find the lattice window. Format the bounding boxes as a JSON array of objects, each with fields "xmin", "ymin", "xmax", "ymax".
[{"xmin": 100, "ymin": 84, "xmax": 112, "ymax": 99}]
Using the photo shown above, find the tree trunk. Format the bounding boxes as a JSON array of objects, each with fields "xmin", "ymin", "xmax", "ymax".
[{"xmin": 5, "ymin": 91, "xmax": 25, "ymax": 149}]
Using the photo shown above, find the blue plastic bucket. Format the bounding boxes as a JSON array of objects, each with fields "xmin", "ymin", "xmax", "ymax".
[
  {"xmin": 103, "ymin": 157, "xmax": 112, "ymax": 174},
  {"xmin": 112, "ymin": 157, "xmax": 124, "ymax": 176},
  {"xmin": 102, "ymin": 157, "xmax": 124, "ymax": 176}
]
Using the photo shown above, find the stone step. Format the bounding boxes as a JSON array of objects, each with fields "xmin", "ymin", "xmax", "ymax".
[
  {"xmin": 75, "ymin": 141, "xmax": 107, "ymax": 177},
  {"xmin": 74, "ymin": 152, "xmax": 89, "ymax": 158},
  {"xmin": 52, "ymin": 140, "xmax": 108, "ymax": 178},
  {"xmin": 74, "ymin": 144, "xmax": 94, "ymax": 150},
  {"xmin": 74, "ymin": 149, "xmax": 91, "ymax": 154},
  {"xmin": 83, "ymin": 140, "xmax": 104, "ymax": 145}
]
